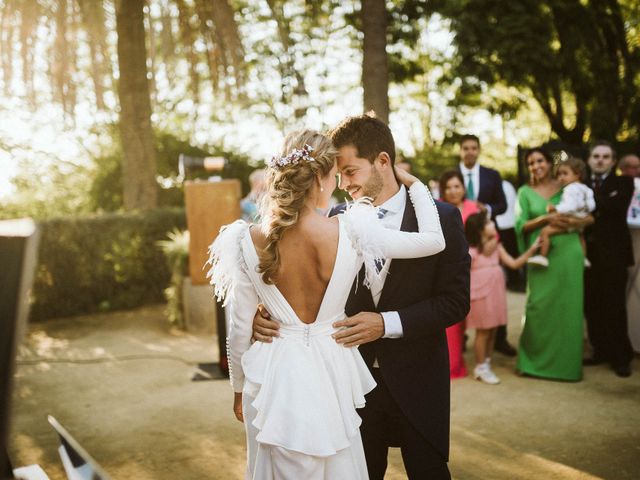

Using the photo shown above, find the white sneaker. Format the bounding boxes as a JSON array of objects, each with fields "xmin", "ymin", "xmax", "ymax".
[
  {"xmin": 474, "ymin": 364, "xmax": 501, "ymax": 385},
  {"xmin": 584, "ymin": 258, "xmax": 592, "ymax": 268},
  {"xmin": 527, "ymin": 255, "xmax": 549, "ymax": 267}
]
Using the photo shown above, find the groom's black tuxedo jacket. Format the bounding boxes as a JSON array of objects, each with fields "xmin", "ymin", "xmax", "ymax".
[{"xmin": 330, "ymin": 193, "xmax": 470, "ymax": 459}]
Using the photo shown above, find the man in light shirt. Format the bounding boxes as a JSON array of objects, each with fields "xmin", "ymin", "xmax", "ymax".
[
  {"xmin": 457, "ymin": 134, "xmax": 507, "ymax": 219},
  {"xmin": 457, "ymin": 135, "xmax": 515, "ymax": 355}
]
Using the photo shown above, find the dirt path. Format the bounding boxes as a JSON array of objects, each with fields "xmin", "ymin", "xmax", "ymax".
[{"xmin": 9, "ymin": 294, "xmax": 640, "ymax": 479}]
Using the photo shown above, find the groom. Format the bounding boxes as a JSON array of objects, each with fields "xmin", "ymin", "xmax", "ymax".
[{"xmin": 254, "ymin": 114, "xmax": 470, "ymax": 479}]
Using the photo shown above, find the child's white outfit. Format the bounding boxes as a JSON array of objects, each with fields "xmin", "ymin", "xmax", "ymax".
[
  {"xmin": 528, "ymin": 182, "xmax": 595, "ymax": 268},
  {"xmin": 554, "ymin": 182, "xmax": 596, "ymax": 217}
]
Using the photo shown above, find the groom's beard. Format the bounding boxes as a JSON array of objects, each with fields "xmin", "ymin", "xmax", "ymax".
[{"xmin": 349, "ymin": 165, "xmax": 384, "ymax": 201}]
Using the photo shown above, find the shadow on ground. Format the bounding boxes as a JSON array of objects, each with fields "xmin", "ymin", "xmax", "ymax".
[{"xmin": 9, "ymin": 294, "xmax": 640, "ymax": 479}]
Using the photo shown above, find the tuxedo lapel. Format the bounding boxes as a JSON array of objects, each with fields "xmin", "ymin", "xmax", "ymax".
[
  {"xmin": 477, "ymin": 166, "xmax": 485, "ymax": 202},
  {"xmin": 377, "ymin": 191, "xmax": 418, "ymax": 309}
]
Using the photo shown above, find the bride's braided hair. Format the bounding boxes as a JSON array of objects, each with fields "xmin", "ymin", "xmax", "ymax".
[{"xmin": 258, "ymin": 129, "xmax": 337, "ymax": 284}]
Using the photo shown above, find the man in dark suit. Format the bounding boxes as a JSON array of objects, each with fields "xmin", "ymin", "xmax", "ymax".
[
  {"xmin": 583, "ymin": 141, "xmax": 635, "ymax": 377},
  {"xmin": 457, "ymin": 134, "xmax": 507, "ymax": 219},
  {"xmin": 254, "ymin": 115, "xmax": 470, "ymax": 479},
  {"xmin": 456, "ymin": 135, "xmax": 516, "ymax": 356}
]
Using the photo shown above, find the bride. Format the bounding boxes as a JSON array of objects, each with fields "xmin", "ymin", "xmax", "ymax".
[{"xmin": 207, "ymin": 129, "xmax": 445, "ymax": 479}]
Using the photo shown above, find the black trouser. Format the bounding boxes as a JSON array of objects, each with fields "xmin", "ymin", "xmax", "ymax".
[
  {"xmin": 359, "ymin": 370, "xmax": 450, "ymax": 480},
  {"xmin": 585, "ymin": 263, "xmax": 633, "ymax": 368}
]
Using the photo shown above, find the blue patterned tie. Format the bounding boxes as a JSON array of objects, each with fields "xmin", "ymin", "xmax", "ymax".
[{"xmin": 375, "ymin": 208, "xmax": 389, "ymax": 273}]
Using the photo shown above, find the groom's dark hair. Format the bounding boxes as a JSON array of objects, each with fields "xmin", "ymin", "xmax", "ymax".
[{"xmin": 329, "ymin": 112, "xmax": 396, "ymax": 165}]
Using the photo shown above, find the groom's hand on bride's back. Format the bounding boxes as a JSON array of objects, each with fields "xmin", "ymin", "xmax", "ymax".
[
  {"xmin": 252, "ymin": 304, "xmax": 280, "ymax": 343},
  {"xmin": 332, "ymin": 312, "xmax": 384, "ymax": 347}
]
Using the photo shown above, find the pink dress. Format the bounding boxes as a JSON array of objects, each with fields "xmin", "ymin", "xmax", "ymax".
[
  {"xmin": 466, "ymin": 247, "xmax": 508, "ymax": 330},
  {"xmin": 460, "ymin": 199, "xmax": 480, "ymax": 223},
  {"xmin": 445, "ymin": 199, "xmax": 479, "ymax": 379}
]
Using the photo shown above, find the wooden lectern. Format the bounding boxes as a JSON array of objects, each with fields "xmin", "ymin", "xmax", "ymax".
[
  {"xmin": 183, "ymin": 179, "xmax": 241, "ymax": 358},
  {"xmin": 184, "ymin": 180, "xmax": 242, "ymax": 285}
]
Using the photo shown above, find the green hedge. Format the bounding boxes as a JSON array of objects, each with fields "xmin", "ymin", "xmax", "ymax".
[{"xmin": 30, "ymin": 208, "xmax": 186, "ymax": 321}]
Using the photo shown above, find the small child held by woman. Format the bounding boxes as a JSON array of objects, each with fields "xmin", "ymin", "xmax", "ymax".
[
  {"xmin": 465, "ymin": 211, "xmax": 540, "ymax": 384},
  {"xmin": 527, "ymin": 157, "xmax": 595, "ymax": 267}
]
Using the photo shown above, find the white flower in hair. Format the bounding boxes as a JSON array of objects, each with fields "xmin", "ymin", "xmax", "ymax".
[{"xmin": 267, "ymin": 144, "xmax": 315, "ymax": 169}]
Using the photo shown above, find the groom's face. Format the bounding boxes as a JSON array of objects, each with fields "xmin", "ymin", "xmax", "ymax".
[{"xmin": 336, "ymin": 145, "xmax": 384, "ymax": 201}]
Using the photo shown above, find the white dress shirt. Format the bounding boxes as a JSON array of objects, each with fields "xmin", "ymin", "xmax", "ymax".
[
  {"xmin": 496, "ymin": 180, "xmax": 516, "ymax": 229},
  {"xmin": 459, "ymin": 161, "xmax": 480, "ymax": 201},
  {"xmin": 372, "ymin": 185, "xmax": 407, "ymax": 339}
]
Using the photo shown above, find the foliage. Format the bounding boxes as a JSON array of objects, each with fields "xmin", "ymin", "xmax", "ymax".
[
  {"xmin": 432, "ymin": 0, "xmax": 640, "ymax": 143},
  {"xmin": 0, "ymin": 146, "xmax": 96, "ymax": 221},
  {"xmin": 157, "ymin": 228, "xmax": 190, "ymax": 329},
  {"xmin": 89, "ymin": 130, "xmax": 256, "ymax": 212},
  {"xmin": 30, "ymin": 208, "xmax": 186, "ymax": 321}
]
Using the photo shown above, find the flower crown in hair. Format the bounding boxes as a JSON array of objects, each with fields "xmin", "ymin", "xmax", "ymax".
[{"xmin": 267, "ymin": 144, "xmax": 315, "ymax": 169}]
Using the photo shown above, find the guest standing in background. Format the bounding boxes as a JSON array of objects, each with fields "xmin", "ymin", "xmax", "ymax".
[
  {"xmin": 439, "ymin": 169, "xmax": 479, "ymax": 379},
  {"xmin": 620, "ymin": 153, "xmax": 640, "ymax": 353},
  {"xmin": 515, "ymin": 148, "xmax": 592, "ymax": 381},
  {"xmin": 496, "ymin": 180, "xmax": 525, "ymax": 291},
  {"xmin": 240, "ymin": 168, "xmax": 266, "ymax": 222},
  {"xmin": 464, "ymin": 211, "xmax": 540, "ymax": 384},
  {"xmin": 457, "ymin": 134, "xmax": 507, "ymax": 219},
  {"xmin": 456, "ymin": 135, "xmax": 516, "ymax": 357},
  {"xmin": 428, "ymin": 179, "xmax": 440, "ymax": 200},
  {"xmin": 583, "ymin": 141, "xmax": 635, "ymax": 377},
  {"xmin": 439, "ymin": 170, "xmax": 481, "ymax": 223},
  {"xmin": 494, "ymin": 179, "xmax": 524, "ymax": 358},
  {"xmin": 396, "ymin": 158, "xmax": 413, "ymax": 173},
  {"xmin": 619, "ymin": 153, "xmax": 640, "ymax": 179}
]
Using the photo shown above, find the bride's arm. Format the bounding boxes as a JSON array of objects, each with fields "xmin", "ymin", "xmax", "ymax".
[
  {"xmin": 343, "ymin": 173, "xmax": 444, "ymax": 264},
  {"xmin": 206, "ymin": 223, "xmax": 260, "ymax": 420},
  {"xmin": 386, "ymin": 180, "xmax": 445, "ymax": 258},
  {"xmin": 227, "ymin": 267, "xmax": 261, "ymax": 395}
]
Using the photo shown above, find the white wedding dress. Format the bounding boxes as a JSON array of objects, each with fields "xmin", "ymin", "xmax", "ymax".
[{"xmin": 207, "ymin": 182, "xmax": 444, "ymax": 480}]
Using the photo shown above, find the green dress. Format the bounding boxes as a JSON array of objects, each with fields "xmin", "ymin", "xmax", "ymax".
[{"xmin": 515, "ymin": 185, "xmax": 584, "ymax": 381}]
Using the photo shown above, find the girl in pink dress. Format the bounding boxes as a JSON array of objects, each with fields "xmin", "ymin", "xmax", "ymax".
[
  {"xmin": 439, "ymin": 170, "xmax": 480, "ymax": 379},
  {"xmin": 465, "ymin": 211, "xmax": 540, "ymax": 384}
]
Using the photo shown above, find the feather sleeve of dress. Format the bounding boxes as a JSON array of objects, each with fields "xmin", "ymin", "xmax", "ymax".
[
  {"xmin": 341, "ymin": 181, "xmax": 445, "ymax": 288},
  {"xmin": 205, "ymin": 220, "xmax": 259, "ymax": 392}
]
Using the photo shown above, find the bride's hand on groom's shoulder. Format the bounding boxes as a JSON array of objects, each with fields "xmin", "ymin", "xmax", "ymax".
[
  {"xmin": 332, "ymin": 312, "xmax": 385, "ymax": 347},
  {"xmin": 394, "ymin": 165, "xmax": 419, "ymax": 187},
  {"xmin": 252, "ymin": 304, "xmax": 280, "ymax": 343}
]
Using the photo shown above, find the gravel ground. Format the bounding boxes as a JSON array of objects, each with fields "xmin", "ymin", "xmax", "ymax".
[{"xmin": 8, "ymin": 293, "xmax": 640, "ymax": 479}]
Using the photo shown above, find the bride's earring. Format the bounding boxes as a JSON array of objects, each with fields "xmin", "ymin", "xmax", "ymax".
[{"xmin": 320, "ymin": 185, "xmax": 324, "ymax": 192}]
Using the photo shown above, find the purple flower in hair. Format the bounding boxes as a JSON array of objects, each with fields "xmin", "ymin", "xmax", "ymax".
[{"xmin": 267, "ymin": 144, "xmax": 315, "ymax": 169}]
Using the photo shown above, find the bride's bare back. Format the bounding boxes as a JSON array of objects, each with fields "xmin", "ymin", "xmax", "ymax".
[{"xmin": 251, "ymin": 214, "xmax": 339, "ymax": 324}]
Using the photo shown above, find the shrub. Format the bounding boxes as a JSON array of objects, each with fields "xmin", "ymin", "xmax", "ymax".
[
  {"xmin": 30, "ymin": 208, "xmax": 186, "ymax": 321},
  {"xmin": 156, "ymin": 229, "xmax": 190, "ymax": 329}
]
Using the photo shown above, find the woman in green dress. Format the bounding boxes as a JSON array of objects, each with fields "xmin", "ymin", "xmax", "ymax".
[{"xmin": 515, "ymin": 148, "xmax": 592, "ymax": 381}]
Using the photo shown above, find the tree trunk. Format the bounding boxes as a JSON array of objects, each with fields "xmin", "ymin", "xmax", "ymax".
[
  {"xmin": 1, "ymin": 2, "xmax": 15, "ymax": 97},
  {"xmin": 211, "ymin": 0, "xmax": 245, "ymax": 91},
  {"xmin": 176, "ymin": 0, "xmax": 200, "ymax": 101},
  {"xmin": 77, "ymin": 0, "xmax": 109, "ymax": 110},
  {"xmin": 361, "ymin": 0, "xmax": 389, "ymax": 124},
  {"xmin": 19, "ymin": 0, "xmax": 38, "ymax": 108},
  {"xmin": 266, "ymin": 0, "xmax": 308, "ymax": 117},
  {"xmin": 115, "ymin": 0, "xmax": 157, "ymax": 210},
  {"xmin": 145, "ymin": 5, "xmax": 157, "ymax": 106}
]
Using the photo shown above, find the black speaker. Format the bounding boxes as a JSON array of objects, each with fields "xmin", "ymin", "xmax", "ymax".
[{"xmin": 0, "ymin": 219, "xmax": 40, "ymax": 479}]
